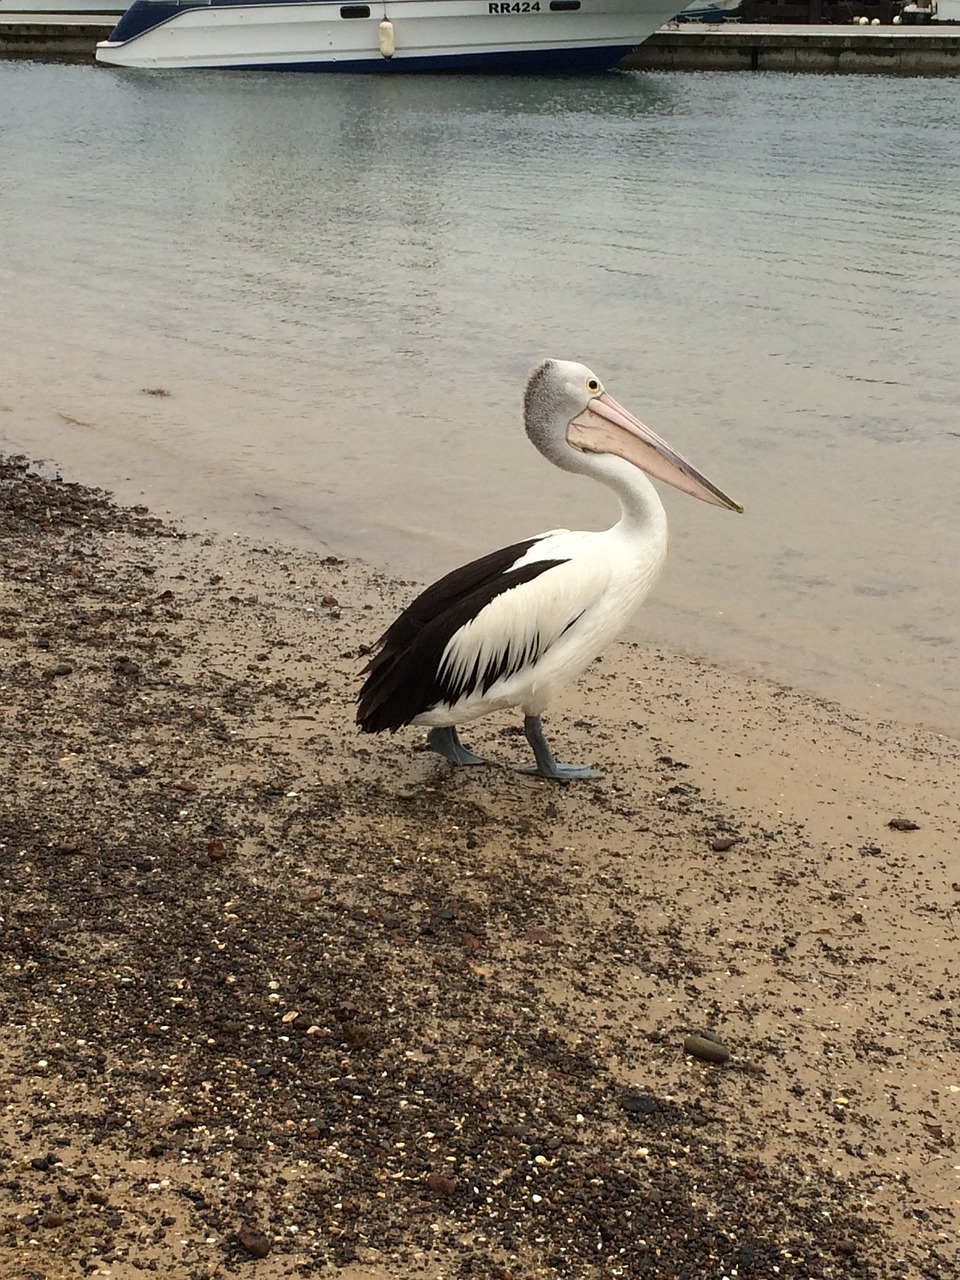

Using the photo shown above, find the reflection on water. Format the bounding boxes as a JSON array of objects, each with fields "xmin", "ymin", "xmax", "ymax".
[{"xmin": 1, "ymin": 64, "xmax": 959, "ymax": 733}]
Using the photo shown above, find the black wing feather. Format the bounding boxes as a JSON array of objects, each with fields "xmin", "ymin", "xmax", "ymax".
[{"xmin": 357, "ymin": 537, "xmax": 566, "ymax": 733}]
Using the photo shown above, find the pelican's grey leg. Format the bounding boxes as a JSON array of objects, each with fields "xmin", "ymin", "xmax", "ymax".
[
  {"xmin": 427, "ymin": 726, "xmax": 485, "ymax": 766},
  {"xmin": 520, "ymin": 715, "xmax": 600, "ymax": 781}
]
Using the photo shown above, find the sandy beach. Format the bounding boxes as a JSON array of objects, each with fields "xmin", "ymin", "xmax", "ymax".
[{"xmin": 1, "ymin": 453, "xmax": 958, "ymax": 1280}]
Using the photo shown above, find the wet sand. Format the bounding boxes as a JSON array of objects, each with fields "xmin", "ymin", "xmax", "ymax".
[{"xmin": 1, "ymin": 454, "xmax": 958, "ymax": 1279}]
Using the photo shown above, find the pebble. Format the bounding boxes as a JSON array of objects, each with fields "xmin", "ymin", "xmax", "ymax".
[
  {"xmin": 709, "ymin": 836, "xmax": 737, "ymax": 852},
  {"xmin": 621, "ymin": 1094, "xmax": 659, "ymax": 1116},
  {"xmin": 683, "ymin": 1033, "xmax": 731, "ymax": 1065},
  {"xmin": 426, "ymin": 1172, "xmax": 457, "ymax": 1198},
  {"xmin": 238, "ymin": 1225, "xmax": 272, "ymax": 1258},
  {"xmin": 887, "ymin": 817, "xmax": 920, "ymax": 831}
]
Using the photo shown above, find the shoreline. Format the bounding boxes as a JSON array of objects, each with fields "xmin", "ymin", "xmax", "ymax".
[
  {"xmin": 1, "ymin": 451, "xmax": 958, "ymax": 1278},
  {"xmin": 4, "ymin": 421, "xmax": 958, "ymax": 746}
]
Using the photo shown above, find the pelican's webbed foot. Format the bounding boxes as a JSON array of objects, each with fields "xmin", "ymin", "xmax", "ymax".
[
  {"xmin": 520, "ymin": 715, "xmax": 601, "ymax": 781},
  {"xmin": 427, "ymin": 726, "xmax": 485, "ymax": 767}
]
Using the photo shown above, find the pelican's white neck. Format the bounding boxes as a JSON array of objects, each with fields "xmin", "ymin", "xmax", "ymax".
[{"xmin": 567, "ymin": 447, "xmax": 669, "ymax": 542}]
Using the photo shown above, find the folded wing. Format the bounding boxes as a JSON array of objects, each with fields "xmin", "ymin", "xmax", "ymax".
[{"xmin": 357, "ymin": 534, "xmax": 608, "ymax": 732}]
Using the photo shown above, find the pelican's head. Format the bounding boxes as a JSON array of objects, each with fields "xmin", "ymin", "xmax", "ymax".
[{"xmin": 524, "ymin": 358, "xmax": 742, "ymax": 512}]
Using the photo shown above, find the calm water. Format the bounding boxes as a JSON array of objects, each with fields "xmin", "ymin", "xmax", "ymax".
[{"xmin": 2, "ymin": 64, "xmax": 959, "ymax": 733}]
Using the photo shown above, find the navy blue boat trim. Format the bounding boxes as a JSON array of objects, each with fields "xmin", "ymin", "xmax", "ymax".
[
  {"xmin": 244, "ymin": 45, "xmax": 635, "ymax": 72},
  {"xmin": 108, "ymin": 2, "xmax": 196, "ymax": 42}
]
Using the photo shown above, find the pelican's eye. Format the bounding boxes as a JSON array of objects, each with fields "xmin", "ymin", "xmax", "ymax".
[{"xmin": 586, "ymin": 378, "xmax": 600, "ymax": 394}]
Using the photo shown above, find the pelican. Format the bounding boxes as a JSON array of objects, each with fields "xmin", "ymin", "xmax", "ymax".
[{"xmin": 357, "ymin": 359, "xmax": 741, "ymax": 780}]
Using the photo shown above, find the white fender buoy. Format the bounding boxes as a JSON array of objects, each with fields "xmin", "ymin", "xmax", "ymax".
[{"xmin": 379, "ymin": 19, "xmax": 395, "ymax": 58}]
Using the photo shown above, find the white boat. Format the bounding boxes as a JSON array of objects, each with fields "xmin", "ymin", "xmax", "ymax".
[{"xmin": 94, "ymin": 0, "xmax": 681, "ymax": 71}]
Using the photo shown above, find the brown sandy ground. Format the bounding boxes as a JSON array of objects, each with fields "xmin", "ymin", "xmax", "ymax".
[{"xmin": 1, "ymin": 455, "xmax": 958, "ymax": 1280}]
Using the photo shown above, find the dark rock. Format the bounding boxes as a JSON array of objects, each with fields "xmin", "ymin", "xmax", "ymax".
[
  {"xmin": 238, "ymin": 1225, "xmax": 272, "ymax": 1258},
  {"xmin": 621, "ymin": 1094, "xmax": 659, "ymax": 1115},
  {"xmin": 426, "ymin": 1172, "xmax": 457, "ymax": 1198}
]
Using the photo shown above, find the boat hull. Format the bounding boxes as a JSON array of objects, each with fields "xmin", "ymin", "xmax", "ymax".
[{"xmin": 95, "ymin": 0, "xmax": 680, "ymax": 71}]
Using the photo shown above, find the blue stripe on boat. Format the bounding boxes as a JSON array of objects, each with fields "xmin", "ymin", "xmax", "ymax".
[{"xmin": 242, "ymin": 45, "xmax": 635, "ymax": 72}]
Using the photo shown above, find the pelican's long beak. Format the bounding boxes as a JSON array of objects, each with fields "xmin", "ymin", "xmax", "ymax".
[{"xmin": 568, "ymin": 393, "xmax": 743, "ymax": 513}]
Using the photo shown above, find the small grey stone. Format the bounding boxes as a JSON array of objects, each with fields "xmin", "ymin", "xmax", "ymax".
[{"xmin": 683, "ymin": 1034, "xmax": 731, "ymax": 1065}]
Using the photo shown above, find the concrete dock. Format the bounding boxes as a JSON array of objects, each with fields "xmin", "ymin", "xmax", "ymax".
[
  {"xmin": 0, "ymin": 11, "xmax": 115, "ymax": 58},
  {"xmin": 625, "ymin": 22, "xmax": 960, "ymax": 73},
  {"xmin": 1, "ymin": 13, "xmax": 959, "ymax": 73}
]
